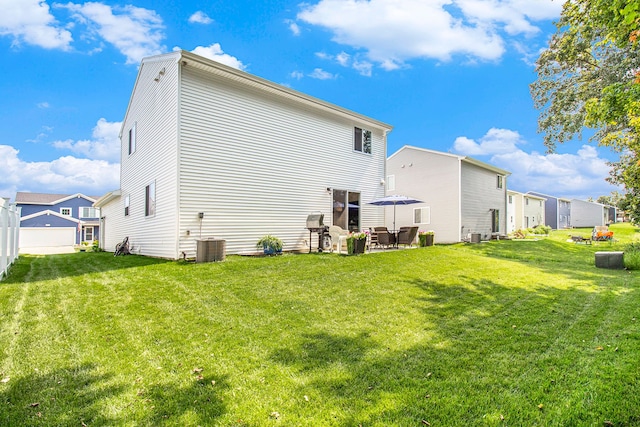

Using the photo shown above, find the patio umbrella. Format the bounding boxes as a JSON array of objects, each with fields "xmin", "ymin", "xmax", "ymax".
[{"xmin": 367, "ymin": 194, "xmax": 423, "ymax": 231}]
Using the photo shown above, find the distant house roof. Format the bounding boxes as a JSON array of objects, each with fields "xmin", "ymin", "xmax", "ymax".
[
  {"xmin": 15, "ymin": 192, "xmax": 100, "ymax": 205},
  {"xmin": 388, "ymin": 145, "xmax": 511, "ymax": 176}
]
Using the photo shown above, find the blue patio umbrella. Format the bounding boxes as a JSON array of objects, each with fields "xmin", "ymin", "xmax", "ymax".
[{"xmin": 367, "ymin": 194, "xmax": 423, "ymax": 231}]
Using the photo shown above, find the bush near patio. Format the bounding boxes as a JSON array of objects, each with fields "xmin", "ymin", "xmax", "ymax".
[{"xmin": 0, "ymin": 223, "xmax": 638, "ymax": 426}]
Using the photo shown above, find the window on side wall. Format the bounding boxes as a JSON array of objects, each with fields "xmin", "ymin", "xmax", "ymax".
[
  {"xmin": 386, "ymin": 174, "xmax": 395, "ymax": 192},
  {"xmin": 80, "ymin": 207, "xmax": 99, "ymax": 218},
  {"xmin": 60, "ymin": 207, "xmax": 72, "ymax": 216},
  {"xmin": 496, "ymin": 175, "xmax": 503, "ymax": 189},
  {"xmin": 124, "ymin": 195, "xmax": 130, "ymax": 216},
  {"xmin": 414, "ymin": 207, "xmax": 431, "ymax": 224},
  {"xmin": 128, "ymin": 122, "xmax": 137, "ymax": 155},
  {"xmin": 354, "ymin": 127, "xmax": 372, "ymax": 154},
  {"xmin": 145, "ymin": 181, "xmax": 156, "ymax": 217}
]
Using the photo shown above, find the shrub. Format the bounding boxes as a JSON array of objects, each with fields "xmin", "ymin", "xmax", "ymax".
[{"xmin": 624, "ymin": 242, "xmax": 640, "ymax": 270}]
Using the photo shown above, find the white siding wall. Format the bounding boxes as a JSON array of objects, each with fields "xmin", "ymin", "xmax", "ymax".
[
  {"xmin": 507, "ymin": 191, "xmax": 522, "ymax": 233},
  {"xmin": 460, "ymin": 162, "xmax": 507, "ymax": 239},
  {"xmin": 523, "ymin": 196, "xmax": 545, "ymax": 228},
  {"xmin": 177, "ymin": 66, "xmax": 386, "ymax": 256},
  {"xmin": 387, "ymin": 148, "xmax": 461, "ymax": 243},
  {"xmin": 571, "ymin": 200, "xmax": 607, "ymax": 227},
  {"xmin": 105, "ymin": 57, "xmax": 180, "ymax": 257}
]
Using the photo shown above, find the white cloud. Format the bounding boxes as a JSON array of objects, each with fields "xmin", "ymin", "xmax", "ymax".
[
  {"xmin": 189, "ymin": 43, "xmax": 246, "ymax": 70},
  {"xmin": 61, "ymin": 2, "xmax": 165, "ymax": 64},
  {"xmin": 52, "ymin": 118, "xmax": 121, "ymax": 162},
  {"xmin": 0, "ymin": 0, "xmax": 72, "ymax": 49},
  {"xmin": 290, "ymin": 71, "xmax": 304, "ymax": 80},
  {"xmin": 452, "ymin": 128, "xmax": 620, "ymax": 199},
  {"xmin": 189, "ymin": 11, "xmax": 213, "ymax": 25},
  {"xmin": 297, "ymin": 0, "xmax": 564, "ymax": 69},
  {"xmin": 0, "ymin": 145, "xmax": 119, "ymax": 198},
  {"xmin": 453, "ymin": 128, "xmax": 524, "ymax": 155},
  {"xmin": 37, "ymin": 102, "xmax": 50, "ymax": 109},
  {"xmin": 285, "ymin": 19, "xmax": 300, "ymax": 36},
  {"xmin": 309, "ymin": 68, "xmax": 336, "ymax": 80},
  {"xmin": 316, "ymin": 51, "xmax": 373, "ymax": 76}
]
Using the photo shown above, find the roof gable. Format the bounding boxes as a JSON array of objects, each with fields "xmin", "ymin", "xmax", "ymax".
[{"xmin": 16, "ymin": 192, "xmax": 98, "ymax": 205}]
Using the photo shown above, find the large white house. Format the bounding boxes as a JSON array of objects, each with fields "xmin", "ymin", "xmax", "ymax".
[
  {"xmin": 386, "ymin": 146, "xmax": 510, "ymax": 243},
  {"xmin": 96, "ymin": 50, "xmax": 392, "ymax": 258}
]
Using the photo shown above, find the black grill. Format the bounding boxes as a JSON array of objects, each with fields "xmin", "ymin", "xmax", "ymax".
[{"xmin": 306, "ymin": 212, "xmax": 329, "ymax": 253}]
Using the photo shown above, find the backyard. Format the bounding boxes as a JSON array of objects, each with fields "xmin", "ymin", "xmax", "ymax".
[{"xmin": 1, "ymin": 224, "xmax": 639, "ymax": 426}]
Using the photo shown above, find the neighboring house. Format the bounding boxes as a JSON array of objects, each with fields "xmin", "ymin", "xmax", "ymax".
[
  {"xmin": 570, "ymin": 199, "xmax": 609, "ymax": 227},
  {"xmin": 386, "ymin": 146, "xmax": 510, "ymax": 243},
  {"xmin": 607, "ymin": 205, "xmax": 617, "ymax": 224},
  {"xmin": 16, "ymin": 192, "xmax": 100, "ymax": 250},
  {"xmin": 507, "ymin": 191, "xmax": 545, "ymax": 233},
  {"xmin": 527, "ymin": 192, "xmax": 572, "ymax": 229},
  {"xmin": 95, "ymin": 50, "xmax": 392, "ymax": 258},
  {"xmin": 506, "ymin": 190, "xmax": 521, "ymax": 234}
]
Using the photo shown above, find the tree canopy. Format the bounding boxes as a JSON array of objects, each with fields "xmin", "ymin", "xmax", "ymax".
[{"xmin": 531, "ymin": 0, "xmax": 640, "ymax": 222}]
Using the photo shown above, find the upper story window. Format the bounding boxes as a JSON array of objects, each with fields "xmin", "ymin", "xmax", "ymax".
[
  {"xmin": 354, "ymin": 127, "xmax": 372, "ymax": 154},
  {"xmin": 508, "ymin": 195, "xmax": 513, "ymax": 204},
  {"xmin": 496, "ymin": 175, "xmax": 503, "ymax": 189},
  {"xmin": 60, "ymin": 207, "xmax": 72, "ymax": 216},
  {"xmin": 80, "ymin": 207, "xmax": 100, "ymax": 218},
  {"xmin": 128, "ymin": 122, "xmax": 137, "ymax": 155}
]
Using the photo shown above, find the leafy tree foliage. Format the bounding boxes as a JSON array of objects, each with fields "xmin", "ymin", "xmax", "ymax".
[{"xmin": 531, "ymin": 0, "xmax": 640, "ymax": 223}]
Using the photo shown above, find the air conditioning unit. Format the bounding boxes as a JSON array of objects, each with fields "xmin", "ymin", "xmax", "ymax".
[{"xmin": 196, "ymin": 239, "xmax": 226, "ymax": 262}]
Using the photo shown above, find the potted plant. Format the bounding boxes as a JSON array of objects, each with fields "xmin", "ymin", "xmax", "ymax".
[
  {"xmin": 257, "ymin": 235, "xmax": 283, "ymax": 255},
  {"xmin": 347, "ymin": 231, "xmax": 367, "ymax": 255},
  {"xmin": 418, "ymin": 230, "xmax": 435, "ymax": 247}
]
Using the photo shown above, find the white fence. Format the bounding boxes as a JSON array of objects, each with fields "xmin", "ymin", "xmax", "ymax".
[{"xmin": 1, "ymin": 199, "xmax": 20, "ymax": 281}]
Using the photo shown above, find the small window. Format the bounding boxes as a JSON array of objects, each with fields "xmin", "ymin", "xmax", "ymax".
[
  {"xmin": 526, "ymin": 198, "xmax": 529, "ymax": 206},
  {"xmin": 80, "ymin": 207, "xmax": 99, "ymax": 218},
  {"xmin": 496, "ymin": 175, "xmax": 503, "ymax": 189},
  {"xmin": 386, "ymin": 175, "xmax": 395, "ymax": 192},
  {"xmin": 508, "ymin": 195, "xmax": 513, "ymax": 204},
  {"xmin": 414, "ymin": 207, "xmax": 431, "ymax": 224},
  {"xmin": 145, "ymin": 181, "xmax": 156, "ymax": 217},
  {"xmin": 124, "ymin": 195, "xmax": 130, "ymax": 216},
  {"xmin": 60, "ymin": 207, "xmax": 72, "ymax": 216},
  {"xmin": 128, "ymin": 122, "xmax": 137, "ymax": 155},
  {"xmin": 354, "ymin": 127, "xmax": 372, "ymax": 154}
]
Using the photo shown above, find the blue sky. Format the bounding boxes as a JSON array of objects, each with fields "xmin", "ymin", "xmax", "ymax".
[{"xmin": 0, "ymin": 0, "xmax": 622, "ymax": 201}]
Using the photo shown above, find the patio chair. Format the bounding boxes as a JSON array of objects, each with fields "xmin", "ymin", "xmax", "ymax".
[
  {"xmin": 592, "ymin": 225, "xmax": 614, "ymax": 241},
  {"xmin": 328, "ymin": 226, "xmax": 349, "ymax": 254},
  {"xmin": 397, "ymin": 226, "xmax": 419, "ymax": 247},
  {"xmin": 374, "ymin": 226, "xmax": 396, "ymax": 249},
  {"xmin": 368, "ymin": 227, "xmax": 379, "ymax": 249}
]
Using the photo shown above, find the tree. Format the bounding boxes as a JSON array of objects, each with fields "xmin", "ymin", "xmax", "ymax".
[{"xmin": 531, "ymin": 0, "xmax": 640, "ymax": 223}]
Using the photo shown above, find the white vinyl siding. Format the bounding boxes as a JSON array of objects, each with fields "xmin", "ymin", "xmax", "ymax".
[
  {"xmin": 111, "ymin": 57, "xmax": 179, "ymax": 258},
  {"xmin": 386, "ymin": 148, "xmax": 461, "ymax": 243},
  {"xmin": 461, "ymin": 162, "xmax": 507, "ymax": 239},
  {"xmin": 178, "ymin": 66, "xmax": 387, "ymax": 256}
]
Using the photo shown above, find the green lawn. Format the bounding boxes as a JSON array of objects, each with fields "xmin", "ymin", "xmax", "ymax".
[{"xmin": 1, "ymin": 224, "xmax": 639, "ymax": 426}]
